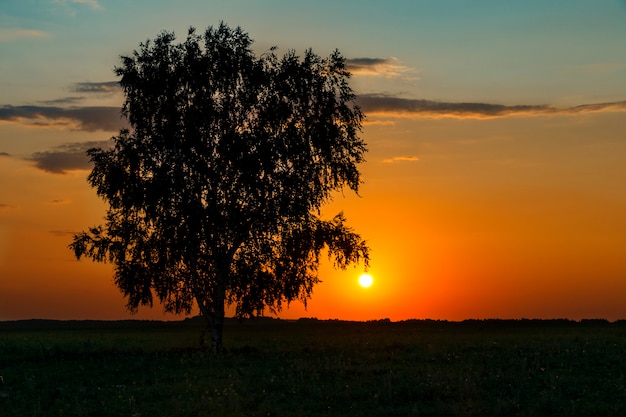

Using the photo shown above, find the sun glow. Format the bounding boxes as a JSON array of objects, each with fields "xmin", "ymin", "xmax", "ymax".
[{"xmin": 358, "ymin": 273, "xmax": 373, "ymax": 288}]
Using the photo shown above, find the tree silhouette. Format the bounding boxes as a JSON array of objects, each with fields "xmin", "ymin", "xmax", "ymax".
[{"xmin": 70, "ymin": 23, "xmax": 369, "ymax": 352}]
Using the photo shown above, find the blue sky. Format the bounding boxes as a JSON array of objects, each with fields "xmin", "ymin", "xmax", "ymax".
[{"xmin": 3, "ymin": 0, "xmax": 626, "ymax": 106}]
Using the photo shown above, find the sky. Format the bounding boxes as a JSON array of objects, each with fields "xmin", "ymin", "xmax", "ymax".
[{"xmin": 1, "ymin": 0, "xmax": 626, "ymax": 322}]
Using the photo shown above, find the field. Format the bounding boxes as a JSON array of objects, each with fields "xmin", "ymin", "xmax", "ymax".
[{"xmin": 1, "ymin": 318, "xmax": 626, "ymax": 416}]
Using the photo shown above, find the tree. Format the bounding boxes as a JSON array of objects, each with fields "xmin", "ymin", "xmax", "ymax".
[{"xmin": 70, "ymin": 23, "xmax": 369, "ymax": 352}]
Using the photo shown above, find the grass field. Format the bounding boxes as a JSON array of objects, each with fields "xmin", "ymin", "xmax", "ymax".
[{"xmin": 1, "ymin": 317, "xmax": 625, "ymax": 416}]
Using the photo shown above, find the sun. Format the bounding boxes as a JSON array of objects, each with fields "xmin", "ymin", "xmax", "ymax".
[{"xmin": 358, "ymin": 273, "xmax": 373, "ymax": 288}]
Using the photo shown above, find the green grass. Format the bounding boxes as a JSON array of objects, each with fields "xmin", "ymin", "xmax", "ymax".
[{"xmin": 1, "ymin": 318, "xmax": 626, "ymax": 416}]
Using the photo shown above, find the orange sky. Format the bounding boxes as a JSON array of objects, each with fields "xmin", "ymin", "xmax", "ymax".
[
  {"xmin": 2, "ymin": 1, "xmax": 626, "ymax": 321},
  {"xmin": 2, "ymin": 110, "xmax": 626, "ymax": 321}
]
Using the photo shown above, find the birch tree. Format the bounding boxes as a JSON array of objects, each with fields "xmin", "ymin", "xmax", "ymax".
[{"xmin": 70, "ymin": 23, "xmax": 369, "ymax": 352}]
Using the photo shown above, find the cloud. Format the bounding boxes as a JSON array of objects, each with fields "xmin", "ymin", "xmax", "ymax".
[
  {"xmin": 72, "ymin": 0, "xmax": 102, "ymax": 9},
  {"xmin": 0, "ymin": 203, "xmax": 17, "ymax": 210},
  {"xmin": 347, "ymin": 57, "xmax": 417, "ymax": 80},
  {"xmin": 564, "ymin": 101, "xmax": 626, "ymax": 114},
  {"xmin": 73, "ymin": 81, "xmax": 121, "ymax": 94},
  {"xmin": 39, "ymin": 97, "xmax": 85, "ymax": 105},
  {"xmin": 49, "ymin": 230, "xmax": 78, "ymax": 237},
  {"xmin": 357, "ymin": 94, "xmax": 550, "ymax": 119},
  {"xmin": 29, "ymin": 140, "xmax": 110, "ymax": 174},
  {"xmin": 32, "ymin": 81, "xmax": 120, "ymax": 106},
  {"xmin": 357, "ymin": 94, "xmax": 626, "ymax": 120},
  {"xmin": 362, "ymin": 119, "xmax": 396, "ymax": 127},
  {"xmin": 0, "ymin": 152, "xmax": 10, "ymax": 157},
  {"xmin": 52, "ymin": 0, "xmax": 102, "ymax": 18},
  {"xmin": 0, "ymin": 105, "xmax": 126, "ymax": 131},
  {"xmin": 54, "ymin": 0, "xmax": 102, "ymax": 11},
  {"xmin": 383, "ymin": 156, "xmax": 419, "ymax": 164},
  {"xmin": 566, "ymin": 62, "xmax": 626, "ymax": 76},
  {"xmin": 0, "ymin": 29, "xmax": 49, "ymax": 42}
]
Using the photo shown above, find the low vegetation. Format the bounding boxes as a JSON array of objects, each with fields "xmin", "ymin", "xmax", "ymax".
[{"xmin": 1, "ymin": 318, "xmax": 625, "ymax": 416}]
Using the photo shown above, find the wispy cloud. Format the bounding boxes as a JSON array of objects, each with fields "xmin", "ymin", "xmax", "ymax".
[
  {"xmin": 39, "ymin": 97, "xmax": 85, "ymax": 105},
  {"xmin": 33, "ymin": 82, "xmax": 120, "ymax": 106},
  {"xmin": 362, "ymin": 119, "xmax": 396, "ymax": 127},
  {"xmin": 49, "ymin": 230, "xmax": 78, "ymax": 237},
  {"xmin": 5, "ymin": 93, "xmax": 624, "ymax": 134},
  {"xmin": 357, "ymin": 94, "xmax": 626, "ymax": 120},
  {"xmin": 73, "ymin": 81, "xmax": 121, "ymax": 94},
  {"xmin": 72, "ymin": 0, "xmax": 102, "ymax": 9},
  {"xmin": 29, "ymin": 140, "xmax": 110, "ymax": 174},
  {"xmin": 565, "ymin": 62, "xmax": 626, "ymax": 76},
  {"xmin": 383, "ymin": 156, "xmax": 419, "ymax": 164},
  {"xmin": 0, "ymin": 29, "xmax": 49, "ymax": 42},
  {"xmin": 564, "ymin": 101, "xmax": 626, "ymax": 114},
  {"xmin": 53, "ymin": 0, "xmax": 102, "ymax": 17},
  {"xmin": 347, "ymin": 57, "xmax": 417, "ymax": 80},
  {"xmin": 54, "ymin": 0, "xmax": 102, "ymax": 11},
  {"xmin": 0, "ymin": 105, "xmax": 126, "ymax": 131}
]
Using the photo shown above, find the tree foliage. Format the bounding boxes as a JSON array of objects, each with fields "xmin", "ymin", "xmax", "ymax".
[{"xmin": 70, "ymin": 23, "xmax": 369, "ymax": 351}]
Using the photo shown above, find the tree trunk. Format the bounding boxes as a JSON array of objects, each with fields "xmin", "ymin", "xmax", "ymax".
[
  {"xmin": 209, "ymin": 285, "xmax": 226, "ymax": 353},
  {"xmin": 194, "ymin": 298, "xmax": 225, "ymax": 352},
  {"xmin": 196, "ymin": 304, "xmax": 225, "ymax": 352},
  {"xmin": 210, "ymin": 312, "xmax": 224, "ymax": 353},
  {"xmin": 193, "ymin": 257, "xmax": 229, "ymax": 353}
]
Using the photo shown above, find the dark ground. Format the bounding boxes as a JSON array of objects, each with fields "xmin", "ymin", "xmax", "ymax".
[{"xmin": 1, "ymin": 317, "xmax": 625, "ymax": 416}]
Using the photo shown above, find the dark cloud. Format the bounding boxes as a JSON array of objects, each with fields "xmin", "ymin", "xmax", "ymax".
[
  {"xmin": 356, "ymin": 94, "xmax": 626, "ymax": 119},
  {"xmin": 346, "ymin": 57, "xmax": 390, "ymax": 68},
  {"xmin": 66, "ymin": 106, "xmax": 127, "ymax": 131},
  {"xmin": 0, "ymin": 105, "xmax": 127, "ymax": 131},
  {"xmin": 346, "ymin": 57, "xmax": 417, "ymax": 79},
  {"xmin": 39, "ymin": 97, "xmax": 85, "ymax": 105},
  {"xmin": 29, "ymin": 140, "xmax": 110, "ymax": 174},
  {"xmin": 49, "ymin": 230, "xmax": 77, "ymax": 237},
  {"xmin": 0, "ymin": 152, "xmax": 10, "ymax": 157},
  {"xmin": 357, "ymin": 94, "xmax": 550, "ymax": 117},
  {"xmin": 73, "ymin": 81, "xmax": 121, "ymax": 93},
  {"xmin": 565, "ymin": 101, "xmax": 626, "ymax": 113}
]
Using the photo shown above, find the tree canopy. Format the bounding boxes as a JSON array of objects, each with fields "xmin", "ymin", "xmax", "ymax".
[{"xmin": 70, "ymin": 23, "xmax": 369, "ymax": 351}]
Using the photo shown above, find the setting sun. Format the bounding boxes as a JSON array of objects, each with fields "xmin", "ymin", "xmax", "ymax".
[{"xmin": 358, "ymin": 273, "xmax": 373, "ymax": 288}]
